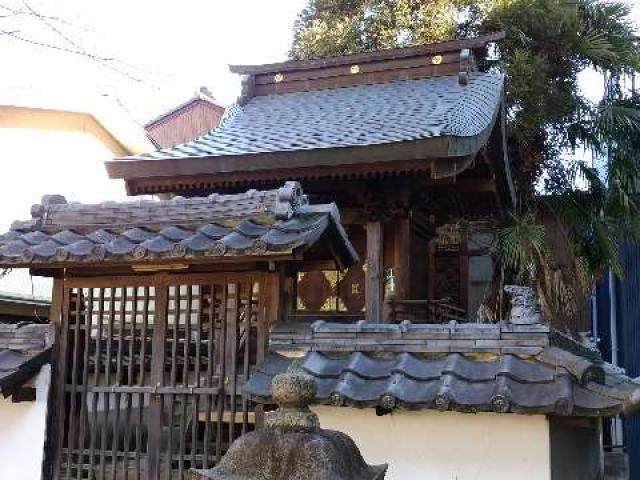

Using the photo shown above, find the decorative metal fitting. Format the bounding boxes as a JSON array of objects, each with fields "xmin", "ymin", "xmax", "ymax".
[
  {"xmin": 274, "ymin": 72, "xmax": 284, "ymax": 83},
  {"xmin": 350, "ymin": 64, "xmax": 360, "ymax": 74},
  {"xmin": 432, "ymin": 55, "xmax": 443, "ymax": 65}
]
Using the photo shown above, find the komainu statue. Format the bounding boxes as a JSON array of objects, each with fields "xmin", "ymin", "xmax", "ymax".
[{"xmin": 504, "ymin": 285, "xmax": 542, "ymax": 325}]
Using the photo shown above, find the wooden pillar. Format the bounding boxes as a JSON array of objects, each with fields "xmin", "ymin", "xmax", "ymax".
[
  {"xmin": 393, "ymin": 218, "xmax": 411, "ymax": 300},
  {"xmin": 148, "ymin": 278, "xmax": 168, "ymax": 480},
  {"xmin": 366, "ymin": 220, "xmax": 384, "ymax": 322}
]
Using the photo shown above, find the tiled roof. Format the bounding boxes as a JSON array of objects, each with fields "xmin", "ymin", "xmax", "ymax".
[
  {"xmin": 126, "ymin": 72, "xmax": 503, "ymax": 162},
  {"xmin": 0, "ymin": 322, "xmax": 51, "ymax": 397},
  {"xmin": 0, "ymin": 348, "xmax": 50, "ymax": 397},
  {"xmin": 0, "ymin": 182, "xmax": 357, "ymax": 268},
  {"xmin": 244, "ymin": 322, "xmax": 638, "ymax": 417}
]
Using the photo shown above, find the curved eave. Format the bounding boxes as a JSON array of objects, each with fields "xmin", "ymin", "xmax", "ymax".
[{"xmin": 106, "ymin": 131, "xmax": 495, "ymax": 182}]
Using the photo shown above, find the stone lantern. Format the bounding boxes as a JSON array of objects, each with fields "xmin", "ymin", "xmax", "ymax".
[{"xmin": 190, "ymin": 367, "xmax": 387, "ymax": 480}]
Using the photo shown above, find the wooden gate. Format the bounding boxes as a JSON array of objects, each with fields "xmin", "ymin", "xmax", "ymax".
[{"xmin": 51, "ymin": 273, "xmax": 267, "ymax": 480}]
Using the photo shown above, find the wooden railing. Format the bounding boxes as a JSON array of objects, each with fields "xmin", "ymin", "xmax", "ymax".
[{"xmin": 387, "ymin": 298, "xmax": 467, "ymax": 323}]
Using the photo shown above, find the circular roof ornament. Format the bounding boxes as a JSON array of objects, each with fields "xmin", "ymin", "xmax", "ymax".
[
  {"xmin": 91, "ymin": 245, "xmax": 107, "ymax": 261},
  {"xmin": 131, "ymin": 245, "xmax": 147, "ymax": 260},
  {"xmin": 55, "ymin": 247, "xmax": 69, "ymax": 262},
  {"xmin": 434, "ymin": 392, "xmax": 451, "ymax": 411},
  {"xmin": 379, "ymin": 393, "xmax": 396, "ymax": 410},
  {"xmin": 350, "ymin": 64, "xmax": 360, "ymax": 74},
  {"xmin": 274, "ymin": 72, "xmax": 284, "ymax": 83},
  {"xmin": 329, "ymin": 392, "xmax": 345, "ymax": 407},
  {"xmin": 21, "ymin": 248, "xmax": 35, "ymax": 263},
  {"xmin": 251, "ymin": 240, "xmax": 268, "ymax": 255},
  {"xmin": 432, "ymin": 55, "xmax": 443, "ymax": 65},
  {"xmin": 491, "ymin": 394, "xmax": 510, "ymax": 414},
  {"xmin": 172, "ymin": 244, "xmax": 187, "ymax": 258},
  {"xmin": 209, "ymin": 241, "xmax": 227, "ymax": 256}
]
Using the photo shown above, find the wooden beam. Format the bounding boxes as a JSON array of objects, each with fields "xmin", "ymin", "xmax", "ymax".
[
  {"xmin": 229, "ymin": 32, "xmax": 505, "ymax": 75},
  {"xmin": 365, "ymin": 221, "xmax": 384, "ymax": 322}
]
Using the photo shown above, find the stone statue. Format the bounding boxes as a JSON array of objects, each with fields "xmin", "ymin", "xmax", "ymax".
[
  {"xmin": 190, "ymin": 366, "xmax": 387, "ymax": 480},
  {"xmin": 504, "ymin": 285, "xmax": 542, "ymax": 325}
]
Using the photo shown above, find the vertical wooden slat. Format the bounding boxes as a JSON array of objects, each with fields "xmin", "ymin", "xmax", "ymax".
[
  {"xmin": 123, "ymin": 286, "xmax": 137, "ymax": 480},
  {"xmin": 215, "ymin": 284, "xmax": 228, "ymax": 463},
  {"xmin": 202, "ymin": 284, "xmax": 215, "ymax": 469},
  {"xmin": 192, "ymin": 285, "xmax": 203, "ymax": 468},
  {"xmin": 226, "ymin": 283, "xmax": 239, "ymax": 447},
  {"xmin": 88, "ymin": 288, "xmax": 104, "ymax": 480},
  {"xmin": 255, "ymin": 276, "xmax": 268, "ymax": 429},
  {"xmin": 100, "ymin": 288, "xmax": 116, "ymax": 480},
  {"xmin": 366, "ymin": 220, "xmax": 384, "ymax": 322},
  {"xmin": 166, "ymin": 285, "xmax": 179, "ymax": 480},
  {"xmin": 135, "ymin": 286, "xmax": 150, "ymax": 480},
  {"xmin": 148, "ymin": 282, "xmax": 168, "ymax": 480},
  {"xmin": 112, "ymin": 287, "xmax": 126, "ymax": 480},
  {"xmin": 65, "ymin": 288, "xmax": 82, "ymax": 480},
  {"xmin": 178, "ymin": 285, "xmax": 192, "ymax": 478},
  {"xmin": 76, "ymin": 288, "xmax": 93, "ymax": 480},
  {"xmin": 241, "ymin": 282, "xmax": 252, "ymax": 434},
  {"xmin": 51, "ymin": 280, "xmax": 69, "ymax": 480}
]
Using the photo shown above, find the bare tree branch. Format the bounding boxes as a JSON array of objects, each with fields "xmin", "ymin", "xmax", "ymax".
[
  {"xmin": 0, "ymin": 1, "xmax": 169, "ymax": 88},
  {"xmin": 0, "ymin": 2, "xmax": 76, "ymax": 26}
]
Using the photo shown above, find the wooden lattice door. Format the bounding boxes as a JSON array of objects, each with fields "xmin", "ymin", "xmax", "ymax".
[{"xmin": 51, "ymin": 273, "xmax": 266, "ymax": 480}]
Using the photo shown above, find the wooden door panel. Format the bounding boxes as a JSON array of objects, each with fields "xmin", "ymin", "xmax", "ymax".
[{"xmin": 51, "ymin": 274, "xmax": 264, "ymax": 480}]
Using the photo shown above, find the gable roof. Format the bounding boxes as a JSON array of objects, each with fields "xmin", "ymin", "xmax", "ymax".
[
  {"xmin": 144, "ymin": 87, "xmax": 224, "ymax": 130},
  {"xmin": 0, "ymin": 182, "xmax": 357, "ymax": 270}
]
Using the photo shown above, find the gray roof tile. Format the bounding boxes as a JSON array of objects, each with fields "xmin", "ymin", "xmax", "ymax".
[
  {"xmin": 243, "ymin": 349, "xmax": 629, "ymax": 416},
  {"xmin": 246, "ymin": 322, "xmax": 638, "ymax": 417},
  {"xmin": 127, "ymin": 72, "xmax": 503, "ymax": 161},
  {"xmin": 0, "ymin": 182, "xmax": 358, "ymax": 268}
]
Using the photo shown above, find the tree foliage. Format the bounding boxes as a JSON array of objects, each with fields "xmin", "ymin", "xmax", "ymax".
[
  {"xmin": 290, "ymin": 0, "xmax": 640, "ymax": 320},
  {"xmin": 290, "ymin": 0, "xmax": 467, "ymax": 59},
  {"xmin": 292, "ymin": 0, "xmax": 639, "ymax": 193}
]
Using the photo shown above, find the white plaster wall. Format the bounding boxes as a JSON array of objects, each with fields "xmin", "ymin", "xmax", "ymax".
[
  {"xmin": 313, "ymin": 406, "xmax": 551, "ymax": 480},
  {"xmin": 0, "ymin": 365, "xmax": 51, "ymax": 480}
]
